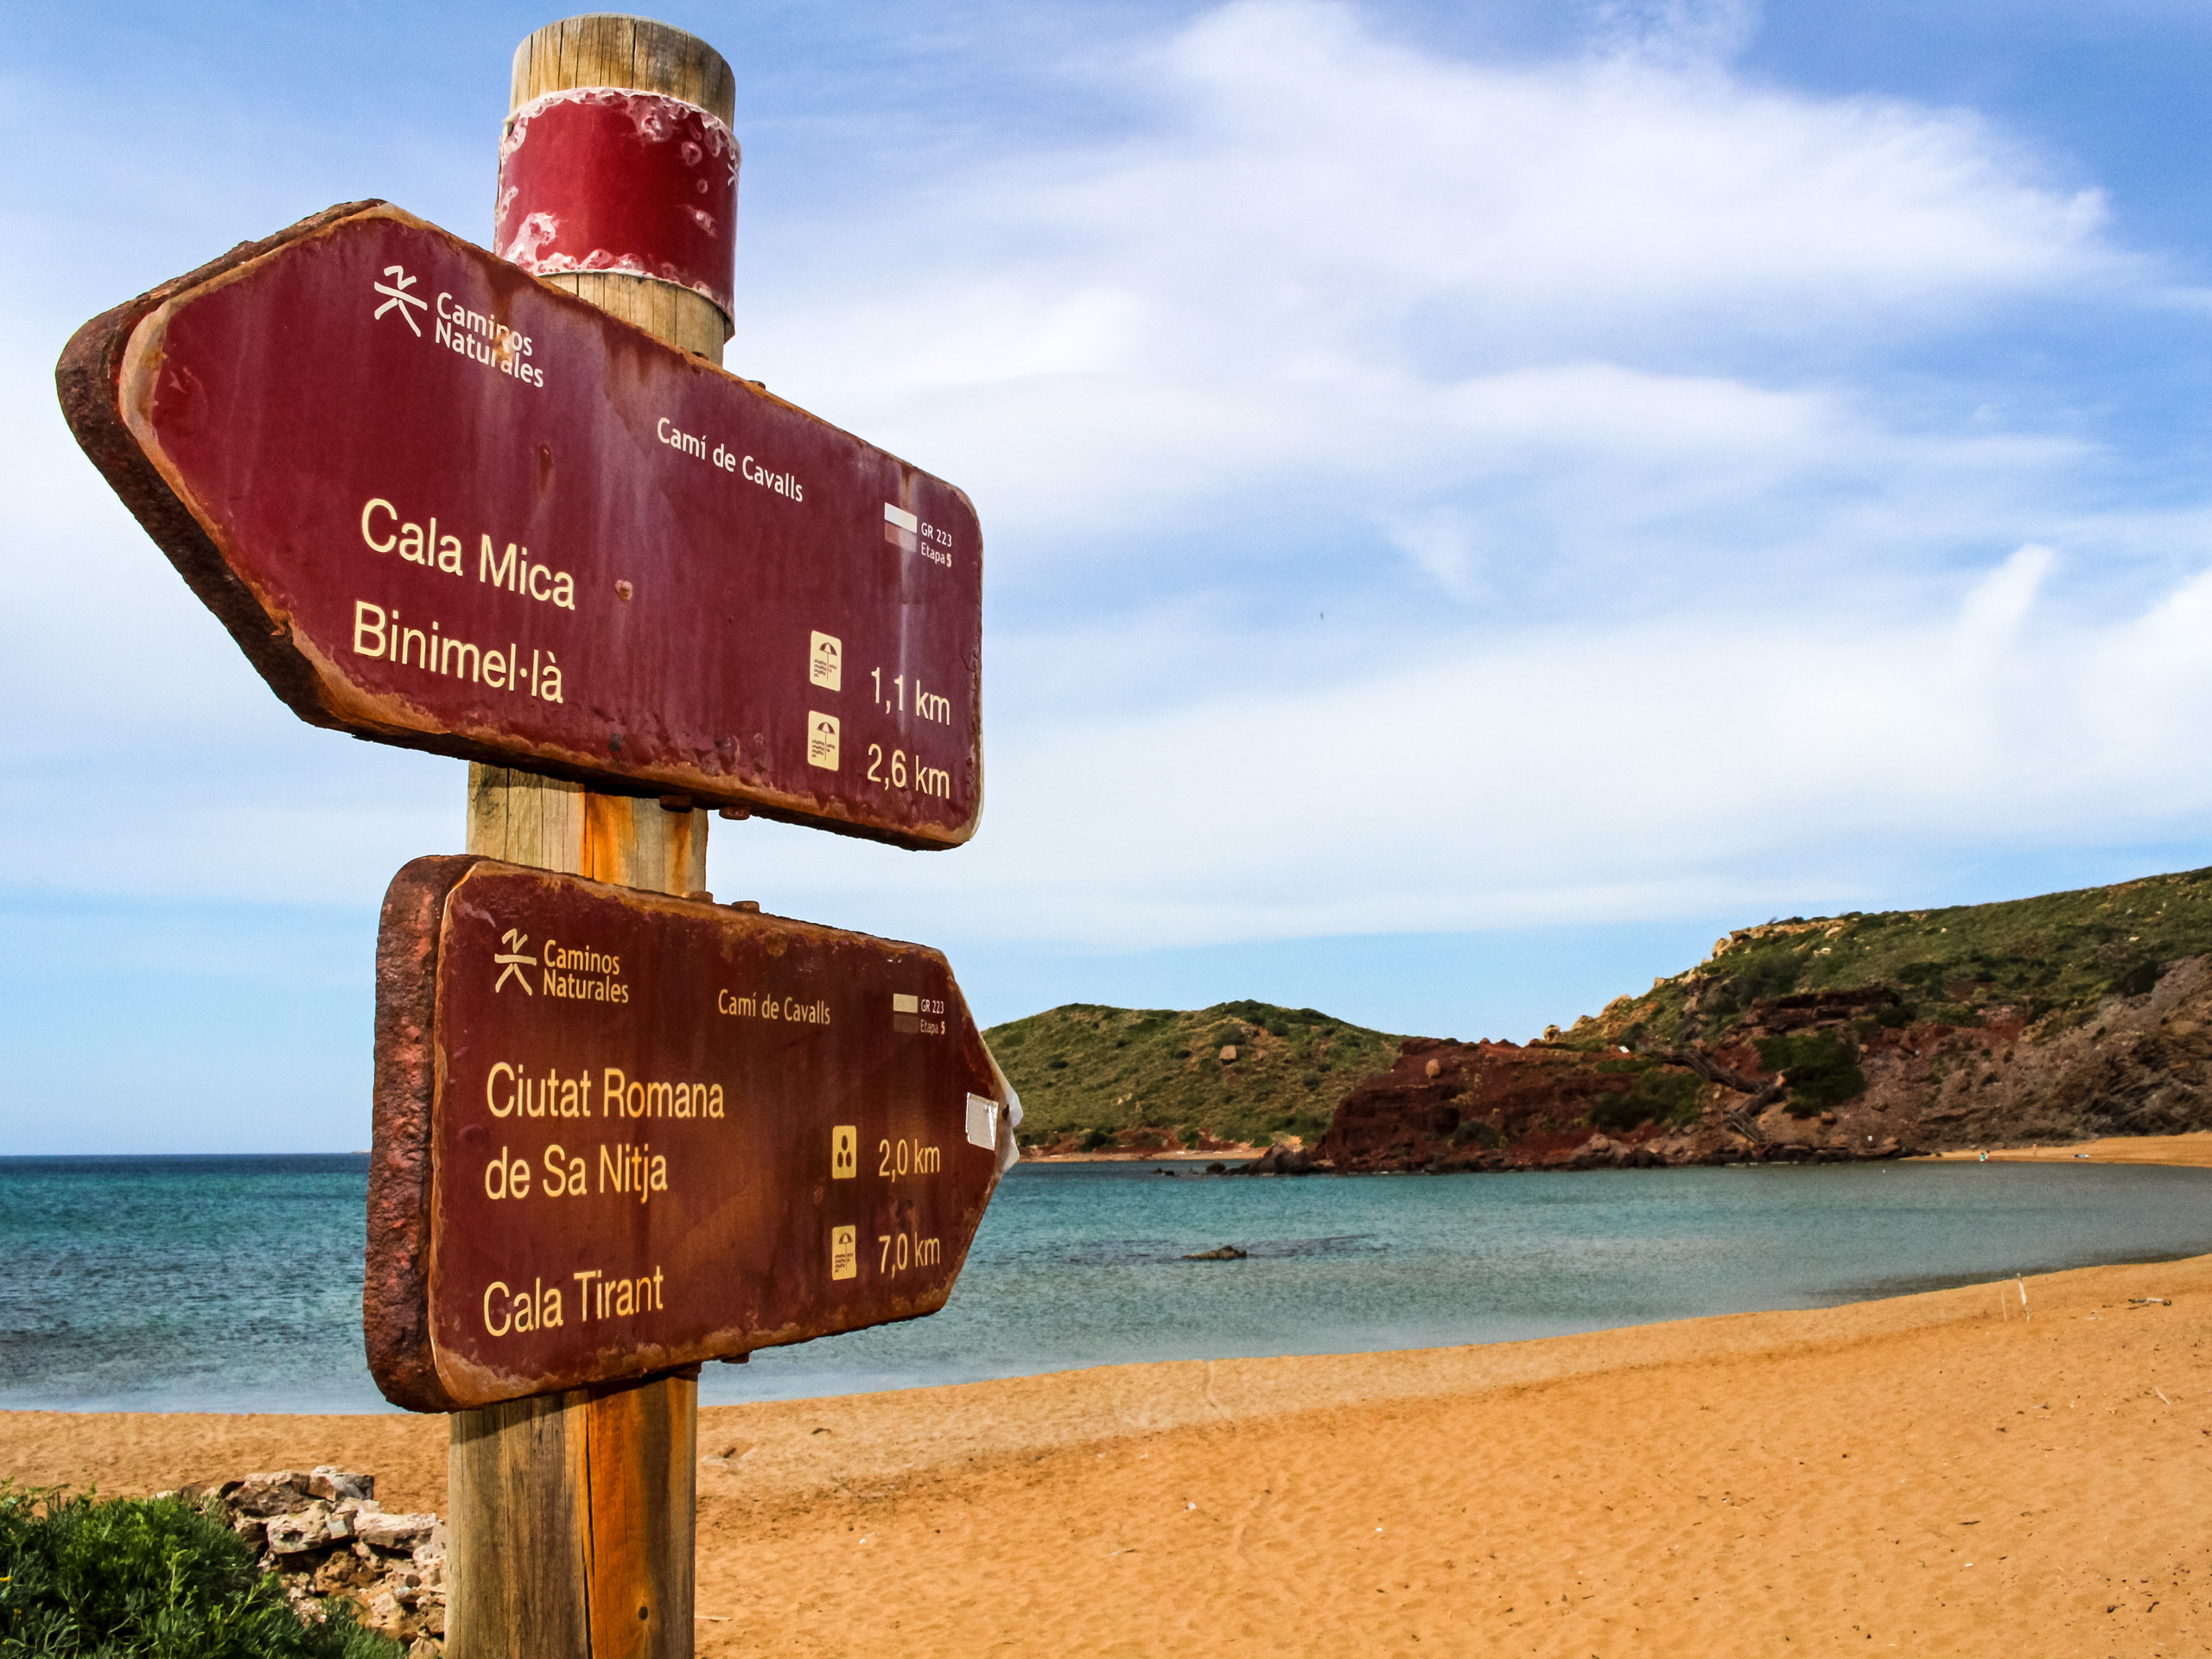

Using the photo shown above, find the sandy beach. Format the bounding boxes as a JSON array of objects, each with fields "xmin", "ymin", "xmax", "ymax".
[
  {"xmin": 1936, "ymin": 1129, "xmax": 2212, "ymax": 1167},
  {"xmin": 4, "ymin": 1231, "xmax": 2209, "ymax": 1655}
]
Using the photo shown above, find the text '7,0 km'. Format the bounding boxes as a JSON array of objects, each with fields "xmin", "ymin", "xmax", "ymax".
[
  {"xmin": 56, "ymin": 200, "xmax": 982, "ymax": 850},
  {"xmin": 369, "ymin": 856, "xmax": 1020, "ymax": 1410}
]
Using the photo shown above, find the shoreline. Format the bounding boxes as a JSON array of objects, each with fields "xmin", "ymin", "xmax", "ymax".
[
  {"xmin": 1927, "ymin": 1129, "xmax": 2212, "ymax": 1166},
  {"xmin": 1015, "ymin": 1146, "xmax": 1260, "ymax": 1163},
  {"xmin": 1026, "ymin": 1128, "xmax": 2212, "ymax": 1171},
  {"xmin": 5, "ymin": 1252, "xmax": 2209, "ymax": 1652}
]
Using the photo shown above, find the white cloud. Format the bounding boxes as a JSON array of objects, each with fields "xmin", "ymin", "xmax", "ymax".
[
  {"xmin": 726, "ymin": 543, "xmax": 2212, "ymax": 950},
  {"xmin": 754, "ymin": 0, "xmax": 2127, "ymax": 500},
  {"xmin": 1955, "ymin": 542, "xmax": 2055, "ymax": 666},
  {"xmin": 9, "ymin": 0, "xmax": 2209, "ymax": 974},
  {"xmin": 691, "ymin": 0, "xmax": 2155, "ymax": 749},
  {"xmin": 1591, "ymin": 0, "xmax": 1764, "ymax": 70}
]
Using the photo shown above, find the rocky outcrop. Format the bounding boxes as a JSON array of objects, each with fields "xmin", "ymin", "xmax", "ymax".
[
  {"xmin": 1315, "ymin": 1033, "xmax": 1899, "ymax": 1173},
  {"xmin": 1226, "ymin": 1143, "xmax": 1320, "ymax": 1176},
  {"xmin": 1318, "ymin": 1038, "xmax": 1785, "ymax": 1173},
  {"xmin": 175, "ymin": 1467, "xmax": 445, "ymax": 1654},
  {"xmin": 1868, "ymin": 955, "xmax": 2212, "ymax": 1145},
  {"xmin": 1317, "ymin": 957, "xmax": 2212, "ymax": 1173}
]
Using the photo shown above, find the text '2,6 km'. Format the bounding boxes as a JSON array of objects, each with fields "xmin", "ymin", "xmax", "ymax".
[
  {"xmin": 57, "ymin": 200, "xmax": 982, "ymax": 850},
  {"xmin": 367, "ymin": 856, "xmax": 1018, "ymax": 1411}
]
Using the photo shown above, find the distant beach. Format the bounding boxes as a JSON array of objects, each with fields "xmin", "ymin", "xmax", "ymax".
[{"xmin": 1932, "ymin": 1130, "xmax": 2212, "ymax": 1166}]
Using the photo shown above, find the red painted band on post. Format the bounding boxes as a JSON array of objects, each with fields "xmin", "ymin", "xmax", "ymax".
[{"xmin": 495, "ymin": 88, "xmax": 739, "ymax": 318}]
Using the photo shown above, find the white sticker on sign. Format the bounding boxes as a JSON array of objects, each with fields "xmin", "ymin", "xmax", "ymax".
[
  {"xmin": 892, "ymin": 993, "xmax": 919, "ymax": 1014},
  {"xmin": 810, "ymin": 631, "xmax": 842, "ymax": 691},
  {"xmin": 830, "ymin": 1225, "xmax": 857, "ymax": 1281},
  {"xmin": 965, "ymin": 1094, "xmax": 998, "ymax": 1151},
  {"xmin": 806, "ymin": 711, "xmax": 839, "ymax": 770}
]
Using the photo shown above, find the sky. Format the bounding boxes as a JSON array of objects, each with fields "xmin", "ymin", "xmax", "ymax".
[{"xmin": 8, "ymin": 0, "xmax": 2212, "ymax": 1151}]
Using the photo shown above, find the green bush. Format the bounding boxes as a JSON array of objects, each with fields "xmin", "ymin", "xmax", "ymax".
[
  {"xmin": 0, "ymin": 1485, "xmax": 398, "ymax": 1657},
  {"xmin": 1725, "ymin": 950, "xmax": 1803, "ymax": 1004},
  {"xmin": 2113, "ymin": 961, "xmax": 2161, "ymax": 997},
  {"xmin": 1753, "ymin": 1032, "xmax": 1866, "ymax": 1115},
  {"xmin": 1588, "ymin": 1065, "xmax": 1700, "ymax": 1131},
  {"xmin": 1080, "ymin": 1128, "xmax": 1114, "ymax": 1151}
]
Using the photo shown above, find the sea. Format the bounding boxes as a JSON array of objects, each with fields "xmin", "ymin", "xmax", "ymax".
[{"xmin": 3, "ymin": 1155, "xmax": 2209, "ymax": 1414}]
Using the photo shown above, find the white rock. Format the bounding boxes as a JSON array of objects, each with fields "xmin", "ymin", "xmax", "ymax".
[
  {"xmin": 264, "ymin": 1503, "xmax": 333, "ymax": 1554},
  {"xmin": 232, "ymin": 1471, "xmax": 314, "ymax": 1516},
  {"xmin": 359, "ymin": 1510, "xmax": 439, "ymax": 1551},
  {"xmin": 309, "ymin": 1466, "xmax": 375, "ymax": 1503}
]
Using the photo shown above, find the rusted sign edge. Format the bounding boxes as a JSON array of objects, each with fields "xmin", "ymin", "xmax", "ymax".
[
  {"xmin": 57, "ymin": 200, "xmax": 382, "ymax": 747},
  {"xmin": 366, "ymin": 854, "xmax": 1009, "ymax": 1413},
  {"xmin": 56, "ymin": 202, "xmax": 983, "ymax": 852},
  {"xmin": 366, "ymin": 853, "xmax": 474, "ymax": 1413}
]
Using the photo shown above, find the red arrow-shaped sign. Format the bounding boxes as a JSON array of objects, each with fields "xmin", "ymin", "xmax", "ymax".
[
  {"xmin": 368, "ymin": 855, "xmax": 1017, "ymax": 1411},
  {"xmin": 59, "ymin": 202, "xmax": 983, "ymax": 850}
]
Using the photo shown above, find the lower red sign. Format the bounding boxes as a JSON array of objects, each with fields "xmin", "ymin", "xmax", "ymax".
[{"xmin": 366, "ymin": 855, "xmax": 1017, "ymax": 1412}]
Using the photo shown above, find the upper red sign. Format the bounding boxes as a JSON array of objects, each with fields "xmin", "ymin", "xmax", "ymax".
[{"xmin": 58, "ymin": 201, "xmax": 982, "ymax": 850}]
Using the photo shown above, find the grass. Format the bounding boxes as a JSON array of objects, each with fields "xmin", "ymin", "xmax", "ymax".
[
  {"xmin": 985, "ymin": 1000, "xmax": 1407, "ymax": 1150},
  {"xmin": 1562, "ymin": 866, "xmax": 2212, "ymax": 1052},
  {"xmin": 0, "ymin": 1484, "xmax": 399, "ymax": 1658}
]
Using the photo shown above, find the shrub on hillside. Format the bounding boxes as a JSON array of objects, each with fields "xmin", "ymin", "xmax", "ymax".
[
  {"xmin": 0, "ymin": 1484, "xmax": 399, "ymax": 1657},
  {"xmin": 1587, "ymin": 1065, "xmax": 1701, "ymax": 1132},
  {"xmin": 2113, "ymin": 960, "xmax": 2162, "ymax": 997},
  {"xmin": 1723, "ymin": 949, "xmax": 1803, "ymax": 1004},
  {"xmin": 1753, "ymin": 1032, "xmax": 1866, "ymax": 1115}
]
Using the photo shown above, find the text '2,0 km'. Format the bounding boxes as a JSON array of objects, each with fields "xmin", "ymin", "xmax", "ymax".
[
  {"xmin": 57, "ymin": 200, "xmax": 982, "ymax": 850},
  {"xmin": 368, "ymin": 856, "xmax": 1017, "ymax": 1411}
]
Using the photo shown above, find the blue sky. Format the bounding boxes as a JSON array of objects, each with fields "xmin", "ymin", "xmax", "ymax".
[{"xmin": 9, "ymin": 0, "xmax": 2212, "ymax": 1151}]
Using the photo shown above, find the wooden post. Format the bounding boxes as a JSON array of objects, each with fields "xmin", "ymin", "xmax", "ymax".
[{"xmin": 448, "ymin": 17, "xmax": 734, "ymax": 1658}]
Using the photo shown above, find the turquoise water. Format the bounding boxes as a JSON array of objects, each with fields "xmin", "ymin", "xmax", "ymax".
[{"xmin": 3, "ymin": 1155, "xmax": 2209, "ymax": 1413}]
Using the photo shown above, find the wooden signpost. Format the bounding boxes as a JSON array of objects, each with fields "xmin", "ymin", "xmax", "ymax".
[{"xmin": 57, "ymin": 15, "xmax": 1009, "ymax": 1657}]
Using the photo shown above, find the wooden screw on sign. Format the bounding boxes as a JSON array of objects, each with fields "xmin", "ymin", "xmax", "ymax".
[{"xmin": 451, "ymin": 17, "xmax": 734, "ymax": 1656}]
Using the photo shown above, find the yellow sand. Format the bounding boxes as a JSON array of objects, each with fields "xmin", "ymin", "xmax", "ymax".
[
  {"xmin": 1935, "ymin": 1129, "xmax": 2212, "ymax": 1166},
  {"xmin": 9, "ymin": 1243, "xmax": 2212, "ymax": 1655}
]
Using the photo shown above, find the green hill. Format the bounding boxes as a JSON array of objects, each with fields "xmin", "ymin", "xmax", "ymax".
[
  {"xmin": 1564, "ymin": 865, "xmax": 2212, "ymax": 1051},
  {"xmin": 983, "ymin": 1000, "xmax": 1407, "ymax": 1153},
  {"xmin": 982, "ymin": 868, "xmax": 2212, "ymax": 1164}
]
